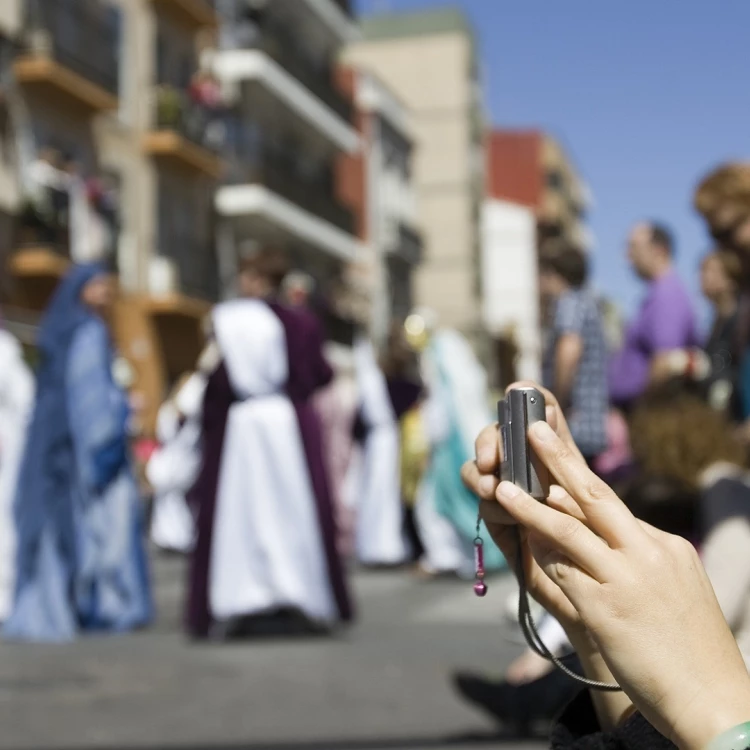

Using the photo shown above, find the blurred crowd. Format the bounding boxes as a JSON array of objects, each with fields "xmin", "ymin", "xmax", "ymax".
[
  {"xmin": 455, "ymin": 162, "xmax": 750, "ymax": 737},
  {"xmin": 0, "ymin": 240, "xmax": 502, "ymax": 641},
  {"xmin": 3, "ymin": 157, "xmax": 750, "ymax": 740}
]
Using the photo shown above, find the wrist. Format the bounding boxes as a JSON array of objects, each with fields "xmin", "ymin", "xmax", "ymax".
[
  {"xmin": 707, "ymin": 722, "xmax": 750, "ymax": 750},
  {"xmin": 672, "ymin": 682, "xmax": 750, "ymax": 750}
]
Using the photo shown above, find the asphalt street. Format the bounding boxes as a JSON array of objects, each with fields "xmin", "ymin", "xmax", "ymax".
[{"xmin": 0, "ymin": 552, "xmax": 550, "ymax": 750}]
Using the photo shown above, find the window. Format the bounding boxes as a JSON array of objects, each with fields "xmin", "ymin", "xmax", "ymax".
[
  {"xmin": 157, "ymin": 174, "xmax": 219, "ymax": 301},
  {"xmin": 546, "ymin": 170, "xmax": 564, "ymax": 190}
]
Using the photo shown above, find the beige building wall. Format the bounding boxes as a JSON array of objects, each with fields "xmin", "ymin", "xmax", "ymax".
[
  {"xmin": 345, "ymin": 31, "xmax": 481, "ymax": 334},
  {"xmin": 539, "ymin": 134, "xmax": 591, "ymax": 253},
  {"xmin": 0, "ymin": 0, "xmax": 22, "ymax": 38},
  {"xmin": 96, "ymin": 0, "xmax": 157, "ymax": 294}
]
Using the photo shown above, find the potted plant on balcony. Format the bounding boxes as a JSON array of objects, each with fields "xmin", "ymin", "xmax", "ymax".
[{"xmin": 155, "ymin": 85, "xmax": 183, "ymax": 132}]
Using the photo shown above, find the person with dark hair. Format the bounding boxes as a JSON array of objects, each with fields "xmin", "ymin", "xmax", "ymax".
[
  {"xmin": 693, "ymin": 163, "xmax": 750, "ymax": 439},
  {"xmin": 186, "ymin": 249, "xmax": 353, "ymax": 639},
  {"xmin": 450, "ymin": 249, "xmax": 608, "ymax": 733},
  {"xmin": 350, "ymin": 322, "xmax": 424, "ymax": 567},
  {"xmin": 609, "ymin": 221, "xmax": 699, "ymax": 410},
  {"xmin": 651, "ymin": 250, "xmax": 742, "ymax": 418},
  {"xmin": 628, "ymin": 381, "xmax": 750, "ymax": 668},
  {"xmin": 694, "ymin": 162, "xmax": 750, "ymax": 257},
  {"xmin": 540, "ymin": 248, "xmax": 608, "ymax": 465}
]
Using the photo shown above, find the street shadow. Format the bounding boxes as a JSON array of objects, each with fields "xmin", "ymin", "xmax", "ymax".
[{"xmin": 51, "ymin": 730, "xmax": 549, "ymax": 750}]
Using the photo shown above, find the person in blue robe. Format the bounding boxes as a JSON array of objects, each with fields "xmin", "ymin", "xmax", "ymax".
[{"xmin": 4, "ymin": 263, "xmax": 153, "ymax": 642}]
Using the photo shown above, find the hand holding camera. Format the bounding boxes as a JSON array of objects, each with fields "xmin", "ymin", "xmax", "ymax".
[{"xmin": 462, "ymin": 382, "xmax": 750, "ymax": 749}]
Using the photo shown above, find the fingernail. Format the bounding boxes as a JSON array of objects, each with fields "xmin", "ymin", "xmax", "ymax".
[
  {"xmin": 479, "ymin": 475, "xmax": 496, "ymax": 496},
  {"xmin": 548, "ymin": 484, "xmax": 567, "ymax": 501},
  {"xmin": 497, "ymin": 481, "xmax": 521, "ymax": 502},
  {"xmin": 530, "ymin": 421, "xmax": 555, "ymax": 442}
]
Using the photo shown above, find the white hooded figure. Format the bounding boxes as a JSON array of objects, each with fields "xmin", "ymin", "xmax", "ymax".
[
  {"xmin": 147, "ymin": 373, "xmax": 206, "ymax": 553},
  {"xmin": 205, "ymin": 299, "xmax": 337, "ymax": 626},
  {"xmin": 351, "ymin": 337, "xmax": 408, "ymax": 566},
  {"xmin": 0, "ymin": 329, "xmax": 34, "ymax": 620}
]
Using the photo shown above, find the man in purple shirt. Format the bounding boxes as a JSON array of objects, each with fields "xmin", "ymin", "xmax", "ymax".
[{"xmin": 609, "ymin": 222, "xmax": 699, "ymax": 409}]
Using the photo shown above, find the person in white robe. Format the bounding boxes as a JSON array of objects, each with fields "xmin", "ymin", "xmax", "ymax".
[
  {"xmin": 147, "ymin": 373, "xmax": 206, "ymax": 554},
  {"xmin": 0, "ymin": 329, "xmax": 34, "ymax": 621},
  {"xmin": 205, "ymin": 299, "xmax": 337, "ymax": 629},
  {"xmin": 351, "ymin": 337, "xmax": 408, "ymax": 566}
]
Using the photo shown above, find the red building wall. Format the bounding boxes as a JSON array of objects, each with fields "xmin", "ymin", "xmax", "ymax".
[
  {"xmin": 486, "ymin": 130, "xmax": 543, "ymax": 211},
  {"xmin": 334, "ymin": 66, "xmax": 368, "ymax": 241}
]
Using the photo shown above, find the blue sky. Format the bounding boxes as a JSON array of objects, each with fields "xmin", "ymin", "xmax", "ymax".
[{"xmin": 355, "ymin": 0, "xmax": 750, "ymax": 327}]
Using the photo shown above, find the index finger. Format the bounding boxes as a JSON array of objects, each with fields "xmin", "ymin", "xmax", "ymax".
[
  {"xmin": 506, "ymin": 381, "xmax": 583, "ymax": 462},
  {"xmin": 474, "ymin": 423, "xmax": 501, "ymax": 473},
  {"xmin": 528, "ymin": 421, "xmax": 643, "ymax": 549}
]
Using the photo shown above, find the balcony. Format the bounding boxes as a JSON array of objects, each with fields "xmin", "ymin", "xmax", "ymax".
[
  {"xmin": 157, "ymin": 236, "xmax": 220, "ymax": 303},
  {"xmin": 15, "ymin": 0, "xmax": 120, "ymax": 114},
  {"xmin": 150, "ymin": 0, "xmax": 218, "ymax": 30},
  {"xmin": 330, "ymin": 0, "xmax": 353, "ymax": 15},
  {"xmin": 227, "ymin": 147, "xmax": 355, "ymax": 237},
  {"xmin": 295, "ymin": 0, "xmax": 359, "ymax": 44},
  {"xmin": 217, "ymin": 143, "xmax": 360, "ymax": 261},
  {"xmin": 13, "ymin": 183, "xmax": 72, "ymax": 300},
  {"xmin": 143, "ymin": 86, "xmax": 223, "ymax": 178},
  {"xmin": 146, "ymin": 293, "xmax": 211, "ymax": 381},
  {"xmin": 216, "ymin": 18, "xmax": 354, "ymax": 128},
  {"xmin": 255, "ymin": 36, "xmax": 351, "ymax": 124},
  {"xmin": 7, "ymin": 244, "xmax": 70, "ymax": 312}
]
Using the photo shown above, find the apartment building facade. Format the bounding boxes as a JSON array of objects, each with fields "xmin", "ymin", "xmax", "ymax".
[
  {"xmin": 336, "ymin": 67, "xmax": 423, "ymax": 344},
  {"xmin": 0, "ymin": 0, "xmax": 366, "ymax": 431},
  {"xmin": 487, "ymin": 129, "xmax": 593, "ymax": 256},
  {"xmin": 0, "ymin": 0, "xmax": 221, "ymax": 432},
  {"xmin": 211, "ymin": 0, "xmax": 361, "ymax": 306},
  {"xmin": 483, "ymin": 129, "xmax": 594, "ymax": 386},
  {"xmin": 343, "ymin": 8, "xmax": 485, "ymax": 343}
]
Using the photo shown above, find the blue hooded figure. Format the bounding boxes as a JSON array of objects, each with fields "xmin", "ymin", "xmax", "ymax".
[{"xmin": 4, "ymin": 263, "xmax": 153, "ymax": 641}]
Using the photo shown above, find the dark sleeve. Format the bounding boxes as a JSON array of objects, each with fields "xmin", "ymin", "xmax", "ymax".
[
  {"xmin": 308, "ymin": 316, "xmax": 334, "ymax": 391},
  {"xmin": 386, "ymin": 378, "xmax": 424, "ymax": 420},
  {"xmin": 551, "ymin": 691, "xmax": 676, "ymax": 750},
  {"xmin": 701, "ymin": 477, "xmax": 750, "ymax": 533}
]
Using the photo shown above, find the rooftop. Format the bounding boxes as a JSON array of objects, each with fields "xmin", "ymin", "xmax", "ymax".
[{"xmin": 359, "ymin": 6, "xmax": 474, "ymax": 43}]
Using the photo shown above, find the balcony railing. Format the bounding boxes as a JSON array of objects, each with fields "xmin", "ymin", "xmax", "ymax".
[
  {"xmin": 396, "ymin": 223, "xmax": 424, "ymax": 266},
  {"xmin": 159, "ymin": 237, "xmax": 219, "ymax": 302},
  {"xmin": 331, "ymin": 0, "xmax": 354, "ymax": 16},
  {"xmin": 17, "ymin": 189, "xmax": 71, "ymax": 258},
  {"xmin": 220, "ymin": 21, "xmax": 352, "ymax": 123},
  {"xmin": 153, "ymin": 85, "xmax": 224, "ymax": 154},
  {"xmin": 228, "ymin": 143, "xmax": 355, "ymax": 236},
  {"xmin": 23, "ymin": 0, "xmax": 120, "ymax": 97}
]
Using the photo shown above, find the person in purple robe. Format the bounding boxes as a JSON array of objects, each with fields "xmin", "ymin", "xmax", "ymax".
[
  {"xmin": 609, "ymin": 221, "xmax": 699, "ymax": 411},
  {"xmin": 185, "ymin": 251, "xmax": 353, "ymax": 639}
]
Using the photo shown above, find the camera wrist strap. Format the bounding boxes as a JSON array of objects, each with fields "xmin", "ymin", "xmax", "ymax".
[{"xmin": 513, "ymin": 527, "xmax": 622, "ymax": 692}]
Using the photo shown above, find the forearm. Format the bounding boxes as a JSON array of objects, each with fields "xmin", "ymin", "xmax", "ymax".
[
  {"xmin": 555, "ymin": 335, "xmax": 582, "ymax": 410},
  {"xmin": 555, "ymin": 364, "xmax": 575, "ymax": 410},
  {"xmin": 568, "ymin": 631, "xmax": 635, "ymax": 731}
]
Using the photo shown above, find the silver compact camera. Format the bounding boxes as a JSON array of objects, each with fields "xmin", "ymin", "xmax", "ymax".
[{"xmin": 498, "ymin": 386, "xmax": 550, "ymax": 501}]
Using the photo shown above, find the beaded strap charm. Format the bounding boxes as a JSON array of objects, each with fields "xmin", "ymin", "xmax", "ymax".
[{"xmin": 473, "ymin": 513, "xmax": 488, "ymax": 597}]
